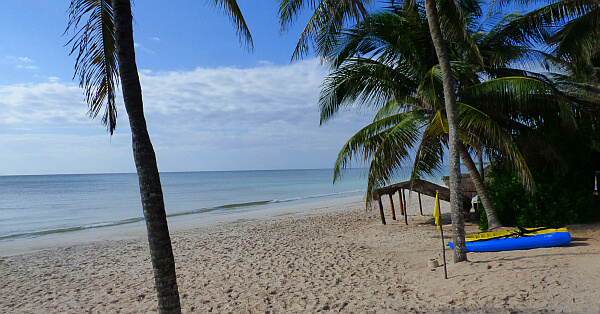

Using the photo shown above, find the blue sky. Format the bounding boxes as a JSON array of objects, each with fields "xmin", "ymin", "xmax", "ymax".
[{"xmin": 0, "ymin": 1, "xmax": 375, "ymax": 175}]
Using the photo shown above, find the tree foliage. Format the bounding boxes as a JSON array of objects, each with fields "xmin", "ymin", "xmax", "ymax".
[{"xmin": 482, "ymin": 125, "xmax": 600, "ymax": 228}]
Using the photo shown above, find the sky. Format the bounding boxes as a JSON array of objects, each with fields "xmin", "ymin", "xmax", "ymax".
[{"xmin": 0, "ymin": 1, "xmax": 376, "ymax": 176}]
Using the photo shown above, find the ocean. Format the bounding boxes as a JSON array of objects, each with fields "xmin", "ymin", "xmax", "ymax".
[{"xmin": 0, "ymin": 168, "xmax": 373, "ymax": 242}]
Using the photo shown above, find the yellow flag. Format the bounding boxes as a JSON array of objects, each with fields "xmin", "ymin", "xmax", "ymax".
[{"xmin": 434, "ymin": 190, "xmax": 441, "ymax": 230}]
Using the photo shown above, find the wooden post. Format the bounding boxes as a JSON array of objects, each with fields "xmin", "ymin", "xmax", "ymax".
[
  {"xmin": 398, "ymin": 191, "xmax": 405, "ymax": 216},
  {"xmin": 402, "ymin": 189, "xmax": 408, "ymax": 225},
  {"xmin": 388, "ymin": 194, "xmax": 397, "ymax": 220},
  {"xmin": 418, "ymin": 192, "xmax": 423, "ymax": 215},
  {"xmin": 435, "ymin": 189, "xmax": 447, "ymax": 279},
  {"xmin": 440, "ymin": 219, "xmax": 448, "ymax": 279},
  {"xmin": 377, "ymin": 195, "xmax": 386, "ymax": 225}
]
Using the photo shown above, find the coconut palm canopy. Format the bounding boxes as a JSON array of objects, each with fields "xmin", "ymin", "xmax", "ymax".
[
  {"xmin": 278, "ymin": 0, "xmax": 475, "ymax": 259},
  {"xmin": 494, "ymin": 0, "xmax": 600, "ymax": 83},
  {"xmin": 318, "ymin": 0, "xmax": 593, "ymax": 205}
]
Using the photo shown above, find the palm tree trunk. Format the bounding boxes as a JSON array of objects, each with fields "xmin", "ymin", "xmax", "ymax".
[
  {"xmin": 458, "ymin": 142, "xmax": 502, "ymax": 230},
  {"xmin": 424, "ymin": 0, "xmax": 467, "ymax": 263},
  {"xmin": 113, "ymin": 0, "xmax": 181, "ymax": 312},
  {"xmin": 477, "ymin": 146, "xmax": 484, "ymax": 181}
]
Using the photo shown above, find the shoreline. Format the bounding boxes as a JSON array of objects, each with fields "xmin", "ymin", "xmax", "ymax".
[
  {"xmin": 1, "ymin": 194, "xmax": 599, "ymax": 313},
  {"xmin": 0, "ymin": 194, "xmax": 366, "ymax": 257}
]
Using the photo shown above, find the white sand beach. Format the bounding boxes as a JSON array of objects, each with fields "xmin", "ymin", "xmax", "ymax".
[{"xmin": 1, "ymin": 195, "xmax": 599, "ymax": 313}]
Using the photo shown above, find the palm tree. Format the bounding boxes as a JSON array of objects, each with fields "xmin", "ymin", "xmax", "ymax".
[
  {"xmin": 66, "ymin": 0, "xmax": 252, "ymax": 312},
  {"xmin": 424, "ymin": 0, "xmax": 467, "ymax": 260},
  {"xmin": 279, "ymin": 0, "xmax": 472, "ymax": 261},
  {"xmin": 319, "ymin": 2, "xmax": 588, "ymax": 234}
]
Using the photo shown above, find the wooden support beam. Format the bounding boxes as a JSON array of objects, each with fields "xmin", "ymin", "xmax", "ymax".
[
  {"xmin": 376, "ymin": 179, "xmax": 472, "ymax": 211},
  {"xmin": 402, "ymin": 189, "xmax": 408, "ymax": 225},
  {"xmin": 377, "ymin": 195, "xmax": 386, "ymax": 225},
  {"xmin": 398, "ymin": 191, "xmax": 405, "ymax": 216},
  {"xmin": 418, "ymin": 192, "xmax": 423, "ymax": 215},
  {"xmin": 388, "ymin": 194, "xmax": 397, "ymax": 220}
]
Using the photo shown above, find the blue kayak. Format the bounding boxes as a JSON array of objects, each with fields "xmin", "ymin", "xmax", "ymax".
[{"xmin": 448, "ymin": 227, "xmax": 571, "ymax": 252}]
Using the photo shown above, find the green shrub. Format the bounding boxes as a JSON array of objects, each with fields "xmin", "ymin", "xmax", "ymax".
[
  {"xmin": 480, "ymin": 166, "xmax": 599, "ymax": 229},
  {"xmin": 480, "ymin": 124, "xmax": 600, "ymax": 229}
]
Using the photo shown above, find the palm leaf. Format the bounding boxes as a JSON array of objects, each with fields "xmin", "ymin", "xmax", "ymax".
[
  {"xmin": 459, "ymin": 76, "xmax": 576, "ymax": 128},
  {"xmin": 437, "ymin": 0, "xmax": 484, "ymax": 66},
  {"xmin": 212, "ymin": 0, "xmax": 254, "ymax": 50},
  {"xmin": 319, "ymin": 58, "xmax": 418, "ymax": 124},
  {"xmin": 550, "ymin": 5, "xmax": 600, "ymax": 77},
  {"xmin": 457, "ymin": 102, "xmax": 535, "ymax": 190},
  {"xmin": 364, "ymin": 112, "xmax": 423, "ymax": 200},
  {"xmin": 410, "ymin": 110, "xmax": 446, "ymax": 182},
  {"xmin": 331, "ymin": 112, "xmax": 423, "ymax": 200},
  {"xmin": 278, "ymin": 0, "xmax": 372, "ymax": 60},
  {"xmin": 333, "ymin": 112, "xmax": 415, "ymax": 180},
  {"xmin": 66, "ymin": 0, "xmax": 118, "ymax": 134}
]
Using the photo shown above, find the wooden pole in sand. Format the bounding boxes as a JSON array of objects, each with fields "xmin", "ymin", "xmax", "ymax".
[
  {"xmin": 398, "ymin": 191, "xmax": 405, "ymax": 216},
  {"xmin": 377, "ymin": 195, "xmax": 386, "ymax": 225},
  {"xmin": 434, "ymin": 190, "xmax": 448, "ymax": 279},
  {"xmin": 402, "ymin": 189, "xmax": 408, "ymax": 225},
  {"xmin": 440, "ymin": 222, "xmax": 448, "ymax": 279},
  {"xmin": 418, "ymin": 192, "xmax": 423, "ymax": 215},
  {"xmin": 388, "ymin": 194, "xmax": 397, "ymax": 220}
]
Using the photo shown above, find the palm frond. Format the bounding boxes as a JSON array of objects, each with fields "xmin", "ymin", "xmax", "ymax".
[
  {"xmin": 410, "ymin": 110, "xmax": 446, "ymax": 182},
  {"xmin": 437, "ymin": 0, "xmax": 484, "ymax": 66},
  {"xmin": 364, "ymin": 112, "xmax": 423, "ymax": 201},
  {"xmin": 331, "ymin": 112, "xmax": 423, "ymax": 201},
  {"xmin": 372, "ymin": 97, "xmax": 416, "ymax": 120},
  {"xmin": 478, "ymin": 12, "xmax": 548, "ymax": 71},
  {"xmin": 549, "ymin": 5, "xmax": 600, "ymax": 77},
  {"xmin": 418, "ymin": 61, "xmax": 479, "ymax": 110},
  {"xmin": 497, "ymin": 0, "xmax": 599, "ymax": 76},
  {"xmin": 279, "ymin": 0, "xmax": 372, "ymax": 60},
  {"xmin": 66, "ymin": 0, "xmax": 118, "ymax": 134},
  {"xmin": 459, "ymin": 76, "xmax": 576, "ymax": 128},
  {"xmin": 327, "ymin": 8, "xmax": 438, "ymax": 80},
  {"xmin": 333, "ymin": 112, "xmax": 416, "ymax": 179},
  {"xmin": 319, "ymin": 58, "xmax": 418, "ymax": 124},
  {"xmin": 212, "ymin": 0, "xmax": 254, "ymax": 50},
  {"xmin": 327, "ymin": 11, "xmax": 408, "ymax": 66},
  {"xmin": 499, "ymin": 0, "xmax": 596, "ymax": 27},
  {"xmin": 457, "ymin": 102, "xmax": 535, "ymax": 190}
]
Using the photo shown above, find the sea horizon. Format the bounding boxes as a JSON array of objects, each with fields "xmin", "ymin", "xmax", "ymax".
[
  {"xmin": 0, "ymin": 168, "xmax": 372, "ymax": 243},
  {"xmin": 0, "ymin": 167, "xmax": 349, "ymax": 178},
  {"xmin": 0, "ymin": 166, "xmax": 458, "ymax": 246}
]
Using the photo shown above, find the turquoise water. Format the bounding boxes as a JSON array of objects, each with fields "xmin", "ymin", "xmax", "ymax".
[{"xmin": 0, "ymin": 169, "xmax": 371, "ymax": 241}]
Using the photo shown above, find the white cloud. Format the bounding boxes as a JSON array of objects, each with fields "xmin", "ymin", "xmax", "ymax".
[
  {"xmin": 0, "ymin": 81, "xmax": 90, "ymax": 130},
  {"xmin": 139, "ymin": 59, "xmax": 327, "ymax": 128},
  {"xmin": 16, "ymin": 57, "xmax": 34, "ymax": 63},
  {"xmin": 0, "ymin": 59, "xmax": 372, "ymax": 175},
  {"xmin": 3, "ymin": 56, "xmax": 39, "ymax": 71},
  {"xmin": 134, "ymin": 42, "xmax": 155, "ymax": 54},
  {"xmin": 17, "ymin": 65, "xmax": 39, "ymax": 70}
]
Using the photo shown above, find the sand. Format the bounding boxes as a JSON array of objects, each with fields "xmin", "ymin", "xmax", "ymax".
[{"xmin": 1, "ymin": 195, "xmax": 599, "ymax": 313}]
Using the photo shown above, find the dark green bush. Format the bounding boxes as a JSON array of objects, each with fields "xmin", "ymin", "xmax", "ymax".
[
  {"xmin": 480, "ymin": 166, "xmax": 599, "ymax": 229},
  {"xmin": 480, "ymin": 125, "xmax": 600, "ymax": 230}
]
